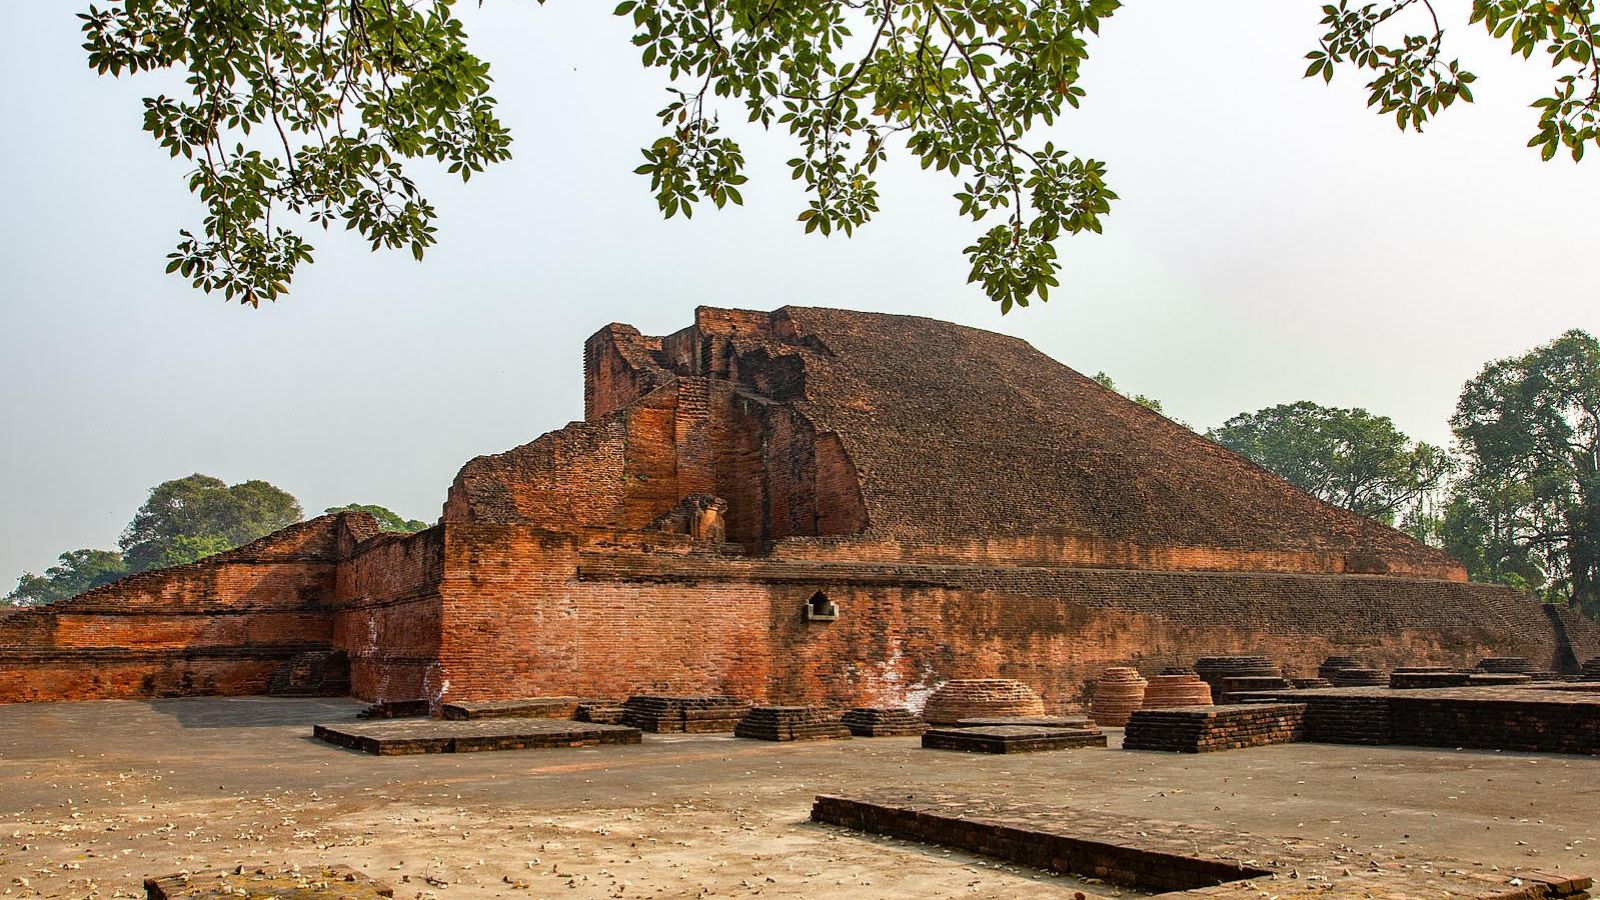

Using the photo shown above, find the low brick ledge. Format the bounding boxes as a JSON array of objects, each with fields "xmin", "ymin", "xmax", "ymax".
[
  {"xmin": 809, "ymin": 791, "xmax": 1590, "ymax": 898},
  {"xmin": 0, "ymin": 642, "xmax": 332, "ymax": 663}
]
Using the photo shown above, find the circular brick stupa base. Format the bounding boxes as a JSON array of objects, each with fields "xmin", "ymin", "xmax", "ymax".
[
  {"xmin": 921, "ymin": 679, "xmax": 1046, "ymax": 726},
  {"xmin": 1141, "ymin": 673, "xmax": 1212, "ymax": 709},
  {"xmin": 1090, "ymin": 668, "xmax": 1148, "ymax": 727}
]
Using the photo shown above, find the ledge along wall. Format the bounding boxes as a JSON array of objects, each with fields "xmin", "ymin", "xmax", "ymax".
[{"xmin": 4, "ymin": 305, "xmax": 1599, "ymax": 705}]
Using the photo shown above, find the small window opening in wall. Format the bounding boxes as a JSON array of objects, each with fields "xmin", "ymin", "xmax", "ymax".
[{"xmin": 804, "ymin": 591, "xmax": 839, "ymax": 622}]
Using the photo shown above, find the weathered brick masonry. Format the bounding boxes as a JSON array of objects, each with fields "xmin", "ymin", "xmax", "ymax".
[{"xmin": 4, "ymin": 306, "xmax": 1598, "ymax": 705}]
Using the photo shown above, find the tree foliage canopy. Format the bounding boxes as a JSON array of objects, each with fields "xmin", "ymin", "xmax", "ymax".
[
  {"xmin": 81, "ymin": 0, "xmax": 1600, "ymax": 310},
  {"xmin": 120, "ymin": 474, "xmax": 304, "ymax": 571},
  {"xmin": 1091, "ymin": 371, "xmax": 1162, "ymax": 414},
  {"xmin": 325, "ymin": 503, "xmax": 428, "ymax": 532},
  {"xmin": 4, "ymin": 550, "xmax": 128, "ymax": 607},
  {"xmin": 5, "ymin": 481, "xmax": 440, "ymax": 606},
  {"xmin": 1207, "ymin": 401, "xmax": 1453, "ymax": 526},
  {"xmin": 1447, "ymin": 329, "xmax": 1600, "ymax": 613}
]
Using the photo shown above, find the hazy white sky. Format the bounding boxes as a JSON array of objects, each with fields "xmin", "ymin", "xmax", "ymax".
[{"xmin": 2, "ymin": 2, "xmax": 1596, "ymax": 584}]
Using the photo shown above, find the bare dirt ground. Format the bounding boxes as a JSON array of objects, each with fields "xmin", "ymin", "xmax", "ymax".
[{"xmin": 1, "ymin": 697, "xmax": 1596, "ymax": 899}]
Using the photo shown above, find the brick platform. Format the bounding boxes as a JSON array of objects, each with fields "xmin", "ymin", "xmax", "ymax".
[
  {"xmin": 145, "ymin": 865, "xmax": 395, "ymax": 898},
  {"xmin": 1390, "ymin": 670, "xmax": 1473, "ymax": 689},
  {"xmin": 439, "ymin": 697, "xmax": 581, "ymax": 720},
  {"xmin": 621, "ymin": 695, "xmax": 748, "ymax": 733},
  {"xmin": 921, "ymin": 725, "xmax": 1107, "ymax": 754},
  {"xmin": 1122, "ymin": 703, "xmax": 1306, "ymax": 753},
  {"xmin": 1472, "ymin": 672, "xmax": 1535, "ymax": 686},
  {"xmin": 839, "ymin": 707, "xmax": 926, "ymax": 737},
  {"xmin": 311, "ymin": 719, "xmax": 641, "ymax": 755},
  {"xmin": 1255, "ymin": 685, "xmax": 1600, "ymax": 754},
  {"xmin": 1329, "ymin": 666, "xmax": 1388, "ymax": 687},
  {"xmin": 734, "ymin": 706, "xmax": 851, "ymax": 741},
  {"xmin": 953, "ymin": 715, "xmax": 1090, "ymax": 728},
  {"xmin": 356, "ymin": 699, "xmax": 429, "ymax": 719},
  {"xmin": 574, "ymin": 701, "xmax": 626, "ymax": 724},
  {"xmin": 1479, "ymin": 656, "xmax": 1538, "ymax": 674},
  {"xmin": 810, "ymin": 791, "xmax": 1593, "ymax": 898}
]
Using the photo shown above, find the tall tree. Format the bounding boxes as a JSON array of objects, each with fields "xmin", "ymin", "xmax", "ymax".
[
  {"xmin": 120, "ymin": 474, "xmax": 303, "ymax": 571},
  {"xmin": 78, "ymin": 0, "xmax": 1598, "ymax": 309},
  {"xmin": 1207, "ymin": 401, "xmax": 1452, "ymax": 526},
  {"xmin": 4, "ymin": 550, "xmax": 128, "ymax": 607},
  {"xmin": 1449, "ymin": 329, "xmax": 1600, "ymax": 614},
  {"xmin": 325, "ymin": 504, "xmax": 429, "ymax": 533}
]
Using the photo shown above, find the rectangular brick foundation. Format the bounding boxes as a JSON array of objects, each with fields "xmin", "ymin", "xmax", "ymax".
[
  {"xmin": 734, "ymin": 706, "xmax": 851, "ymax": 741},
  {"xmin": 312, "ymin": 719, "xmax": 641, "ymax": 755},
  {"xmin": 1122, "ymin": 703, "xmax": 1306, "ymax": 753},
  {"xmin": 922, "ymin": 725, "xmax": 1107, "ymax": 754},
  {"xmin": 810, "ymin": 791, "xmax": 1592, "ymax": 897},
  {"xmin": 1257, "ymin": 686, "xmax": 1600, "ymax": 754},
  {"xmin": 620, "ymin": 696, "xmax": 747, "ymax": 733},
  {"xmin": 439, "ymin": 697, "xmax": 581, "ymax": 720},
  {"xmin": 811, "ymin": 793, "xmax": 1270, "ymax": 893}
]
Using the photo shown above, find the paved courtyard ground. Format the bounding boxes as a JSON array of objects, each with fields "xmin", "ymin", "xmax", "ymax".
[{"xmin": 0, "ymin": 697, "xmax": 1595, "ymax": 898}]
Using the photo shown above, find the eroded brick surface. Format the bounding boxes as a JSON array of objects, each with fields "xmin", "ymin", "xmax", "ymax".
[{"xmin": 6, "ymin": 306, "xmax": 1600, "ymax": 707}]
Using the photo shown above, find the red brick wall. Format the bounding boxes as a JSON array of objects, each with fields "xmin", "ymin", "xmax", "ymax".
[
  {"xmin": 334, "ymin": 527, "xmax": 446, "ymax": 703},
  {"xmin": 0, "ymin": 516, "xmax": 353, "ymax": 703},
  {"xmin": 424, "ymin": 523, "xmax": 1600, "ymax": 710},
  {"xmin": 767, "ymin": 533, "xmax": 1464, "ymax": 580}
]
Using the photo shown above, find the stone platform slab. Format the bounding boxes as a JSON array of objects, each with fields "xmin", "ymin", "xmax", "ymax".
[
  {"xmin": 313, "ymin": 719, "xmax": 641, "ymax": 755},
  {"xmin": 922, "ymin": 725, "xmax": 1106, "ymax": 754},
  {"xmin": 439, "ymin": 697, "xmax": 581, "ymax": 720},
  {"xmin": 811, "ymin": 791, "xmax": 1592, "ymax": 898},
  {"xmin": 145, "ymin": 865, "xmax": 394, "ymax": 898},
  {"xmin": 953, "ymin": 715, "xmax": 1090, "ymax": 728}
]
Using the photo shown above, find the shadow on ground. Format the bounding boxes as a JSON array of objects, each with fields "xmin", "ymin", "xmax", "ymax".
[{"xmin": 138, "ymin": 695, "xmax": 361, "ymax": 729}]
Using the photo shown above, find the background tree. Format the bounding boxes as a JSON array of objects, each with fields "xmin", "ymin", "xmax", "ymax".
[
  {"xmin": 120, "ymin": 474, "xmax": 303, "ymax": 571},
  {"xmin": 79, "ymin": 0, "xmax": 1598, "ymax": 310},
  {"xmin": 4, "ymin": 550, "xmax": 128, "ymax": 607},
  {"xmin": 1438, "ymin": 469, "xmax": 1546, "ymax": 593},
  {"xmin": 1207, "ymin": 401, "xmax": 1453, "ymax": 526},
  {"xmin": 325, "ymin": 503, "xmax": 428, "ymax": 533},
  {"xmin": 1092, "ymin": 371, "xmax": 1164, "ymax": 414},
  {"xmin": 1449, "ymin": 329, "xmax": 1600, "ymax": 614}
]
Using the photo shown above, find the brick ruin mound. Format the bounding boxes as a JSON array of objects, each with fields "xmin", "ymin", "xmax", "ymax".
[{"xmin": 5, "ymin": 305, "xmax": 1600, "ymax": 709}]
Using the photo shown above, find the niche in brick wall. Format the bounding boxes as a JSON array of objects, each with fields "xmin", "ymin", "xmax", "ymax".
[{"xmin": 803, "ymin": 591, "xmax": 839, "ymax": 622}]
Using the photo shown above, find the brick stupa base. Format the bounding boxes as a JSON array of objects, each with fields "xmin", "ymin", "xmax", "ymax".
[{"xmin": 921, "ymin": 679, "xmax": 1046, "ymax": 726}]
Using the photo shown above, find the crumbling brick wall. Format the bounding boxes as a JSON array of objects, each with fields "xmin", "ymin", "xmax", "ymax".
[
  {"xmin": 334, "ymin": 526, "xmax": 445, "ymax": 703},
  {"xmin": 8, "ymin": 305, "xmax": 1594, "ymax": 707},
  {"xmin": 0, "ymin": 515, "xmax": 358, "ymax": 702}
]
